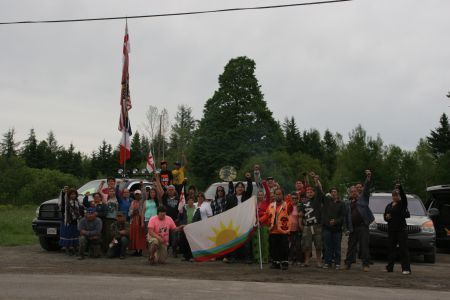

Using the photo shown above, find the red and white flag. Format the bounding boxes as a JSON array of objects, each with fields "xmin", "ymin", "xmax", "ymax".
[
  {"xmin": 146, "ymin": 150, "xmax": 155, "ymax": 173},
  {"xmin": 178, "ymin": 186, "xmax": 186, "ymax": 213},
  {"xmin": 119, "ymin": 21, "xmax": 132, "ymax": 165}
]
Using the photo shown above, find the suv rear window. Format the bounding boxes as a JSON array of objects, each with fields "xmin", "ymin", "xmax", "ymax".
[{"xmin": 369, "ymin": 195, "xmax": 426, "ymax": 216}]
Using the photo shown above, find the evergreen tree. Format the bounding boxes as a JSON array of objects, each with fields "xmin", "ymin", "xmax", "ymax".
[
  {"xmin": 300, "ymin": 129, "xmax": 323, "ymax": 160},
  {"xmin": 169, "ymin": 105, "xmax": 196, "ymax": 160},
  {"xmin": 427, "ymin": 113, "xmax": 450, "ymax": 157},
  {"xmin": 189, "ymin": 56, "xmax": 284, "ymax": 185},
  {"xmin": 322, "ymin": 130, "xmax": 338, "ymax": 178},
  {"xmin": 21, "ymin": 128, "xmax": 40, "ymax": 168},
  {"xmin": 0, "ymin": 128, "xmax": 19, "ymax": 158},
  {"xmin": 282, "ymin": 116, "xmax": 301, "ymax": 154}
]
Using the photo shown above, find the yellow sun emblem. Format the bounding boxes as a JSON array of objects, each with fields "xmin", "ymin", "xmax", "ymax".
[{"xmin": 208, "ymin": 220, "xmax": 241, "ymax": 247}]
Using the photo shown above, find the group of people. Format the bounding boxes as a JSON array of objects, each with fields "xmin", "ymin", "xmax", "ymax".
[{"xmin": 58, "ymin": 161, "xmax": 412, "ymax": 275}]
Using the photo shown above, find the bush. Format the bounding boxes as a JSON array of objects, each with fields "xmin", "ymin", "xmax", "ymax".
[{"xmin": 0, "ymin": 157, "xmax": 81, "ymax": 205}]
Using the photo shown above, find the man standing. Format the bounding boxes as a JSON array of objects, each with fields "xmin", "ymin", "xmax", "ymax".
[
  {"xmin": 299, "ymin": 173, "xmax": 324, "ymax": 268},
  {"xmin": 159, "ymin": 160, "xmax": 173, "ymax": 189},
  {"xmin": 147, "ymin": 206, "xmax": 184, "ymax": 264},
  {"xmin": 107, "ymin": 212, "xmax": 129, "ymax": 259},
  {"xmin": 172, "ymin": 155, "xmax": 187, "ymax": 196},
  {"xmin": 344, "ymin": 170, "xmax": 374, "ymax": 272},
  {"xmin": 322, "ymin": 187, "xmax": 345, "ymax": 269},
  {"xmin": 260, "ymin": 188, "xmax": 292, "ymax": 270},
  {"xmin": 78, "ymin": 208, "xmax": 103, "ymax": 260}
]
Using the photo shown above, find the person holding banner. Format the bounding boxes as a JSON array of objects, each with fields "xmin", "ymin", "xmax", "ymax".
[
  {"xmin": 224, "ymin": 172, "xmax": 253, "ymax": 263},
  {"xmin": 147, "ymin": 206, "xmax": 184, "ymax": 264},
  {"xmin": 260, "ymin": 188, "xmax": 293, "ymax": 270},
  {"xmin": 252, "ymin": 180, "xmax": 271, "ymax": 264}
]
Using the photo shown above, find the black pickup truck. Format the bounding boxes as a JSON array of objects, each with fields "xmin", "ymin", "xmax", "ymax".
[{"xmin": 32, "ymin": 179, "xmax": 152, "ymax": 251}]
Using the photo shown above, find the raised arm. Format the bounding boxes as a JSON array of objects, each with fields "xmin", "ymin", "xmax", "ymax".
[
  {"xmin": 245, "ymin": 173, "xmax": 253, "ymax": 199},
  {"xmin": 153, "ymin": 174, "xmax": 165, "ymax": 200},
  {"xmin": 398, "ymin": 184, "xmax": 408, "ymax": 209},
  {"xmin": 262, "ymin": 180, "xmax": 271, "ymax": 205}
]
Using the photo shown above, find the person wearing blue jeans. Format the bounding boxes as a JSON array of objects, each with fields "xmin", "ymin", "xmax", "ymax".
[{"xmin": 322, "ymin": 187, "xmax": 345, "ymax": 269}]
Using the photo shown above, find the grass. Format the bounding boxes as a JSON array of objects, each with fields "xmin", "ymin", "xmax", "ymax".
[{"xmin": 0, "ymin": 204, "xmax": 38, "ymax": 246}]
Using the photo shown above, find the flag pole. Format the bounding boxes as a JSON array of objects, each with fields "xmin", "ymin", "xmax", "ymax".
[
  {"xmin": 254, "ymin": 170, "xmax": 263, "ymax": 270},
  {"xmin": 255, "ymin": 197, "xmax": 263, "ymax": 270}
]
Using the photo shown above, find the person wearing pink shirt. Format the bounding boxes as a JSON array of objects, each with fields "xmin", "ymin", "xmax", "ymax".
[{"xmin": 147, "ymin": 206, "xmax": 184, "ymax": 264}]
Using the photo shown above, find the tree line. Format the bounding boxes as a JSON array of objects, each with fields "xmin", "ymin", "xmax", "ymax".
[{"xmin": 1, "ymin": 56, "xmax": 449, "ymax": 205}]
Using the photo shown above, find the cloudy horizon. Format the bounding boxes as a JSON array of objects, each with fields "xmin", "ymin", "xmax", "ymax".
[{"xmin": 1, "ymin": 0, "xmax": 449, "ymax": 155}]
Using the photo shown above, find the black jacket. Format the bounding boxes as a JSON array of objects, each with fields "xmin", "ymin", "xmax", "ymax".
[
  {"xmin": 384, "ymin": 185, "xmax": 409, "ymax": 231},
  {"xmin": 225, "ymin": 178, "xmax": 253, "ymax": 211}
]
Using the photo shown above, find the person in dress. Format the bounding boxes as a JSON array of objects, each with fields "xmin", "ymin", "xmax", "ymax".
[
  {"xmin": 129, "ymin": 190, "xmax": 146, "ymax": 256},
  {"xmin": 59, "ymin": 187, "xmax": 81, "ymax": 255}
]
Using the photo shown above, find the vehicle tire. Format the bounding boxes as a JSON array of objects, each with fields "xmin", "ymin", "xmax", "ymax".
[
  {"xmin": 39, "ymin": 236, "xmax": 61, "ymax": 251},
  {"xmin": 424, "ymin": 250, "xmax": 436, "ymax": 264}
]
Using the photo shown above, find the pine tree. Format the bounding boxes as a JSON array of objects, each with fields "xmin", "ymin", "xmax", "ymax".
[
  {"xmin": 0, "ymin": 128, "xmax": 19, "ymax": 158},
  {"xmin": 427, "ymin": 113, "xmax": 450, "ymax": 157},
  {"xmin": 21, "ymin": 128, "xmax": 39, "ymax": 168},
  {"xmin": 282, "ymin": 116, "xmax": 301, "ymax": 154},
  {"xmin": 189, "ymin": 56, "xmax": 284, "ymax": 185},
  {"xmin": 322, "ymin": 130, "xmax": 338, "ymax": 178},
  {"xmin": 169, "ymin": 105, "xmax": 196, "ymax": 160}
]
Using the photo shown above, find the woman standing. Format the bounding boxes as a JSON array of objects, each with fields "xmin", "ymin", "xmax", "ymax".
[
  {"xmin": 59, "ymin": 187, "xmax": 81, "ymax": 255},
  {"xmin": 142, "ymin": 187, "xmax": 160, "ymax": 229},
  {"xmin": 252, "ymin": 180, "xmax": 271, "ymax": 264},
  {"xmin": 384, "ymin": 184, "xmax": 411, "ymax": 274},
  {"xmin": 179, "ymin": 196, "xmax": 198, "ymax": 261},
  {"xmin": 197, "ymin": 192, "xmax": 212, "ymax": 220},
  {"xmin": 128, "ymin": 190, "xmax": 146, "ymax": 256},
  {"xmin": 103, "ymin": 188, "xmax": 119, "ymax": 252}
]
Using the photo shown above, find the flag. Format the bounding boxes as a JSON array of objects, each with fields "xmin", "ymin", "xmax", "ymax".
[
  {"xmin": 119, "ymin": 21, "xmax": 132, "ymax": 165},
  {"xmin": 178, "ymin": 186, "xmax": 186, "ymax": 213},
  {"xmin": 184, "ymin": 196, "xmax": 256, "ymax": 262},
  {"xmin": 146, "ymin": 150, "xmax": 155, "ymax": 173}
]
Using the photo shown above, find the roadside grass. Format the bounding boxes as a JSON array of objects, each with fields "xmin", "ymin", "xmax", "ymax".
[{"xmin": 0, "ymin": 204, "xmax": 38, "ymax": 246}]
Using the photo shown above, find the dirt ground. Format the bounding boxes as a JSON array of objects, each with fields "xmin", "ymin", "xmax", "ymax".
[{"xmin": 1, "ymin": 243, "xmax": 449, "ymax": 292}]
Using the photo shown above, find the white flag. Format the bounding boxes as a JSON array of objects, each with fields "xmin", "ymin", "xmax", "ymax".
[{"xmin": 146, "ymin": 150, "xmax": 155, "ymax": 173}]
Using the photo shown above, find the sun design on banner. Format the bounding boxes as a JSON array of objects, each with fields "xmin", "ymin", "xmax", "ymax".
[{"xmin": 208, "ymin": 220, "xmax": 241, "ymax": 247}]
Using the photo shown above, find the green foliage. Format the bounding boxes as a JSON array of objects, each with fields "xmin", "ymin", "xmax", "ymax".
[
  {"xmin": 427, "ymin": 113, "xmax": 450, "ymax": 157},
  {"xmin": 0, "ymin": 128, "xmax": 19, "ymax": 158},
  {"xmin": 189, "ymin": 56, "xmax": 284, "ymax": 186},
  {"xmin": 0, "ymin": 156, "xmax": 80, "ymax": 205}
]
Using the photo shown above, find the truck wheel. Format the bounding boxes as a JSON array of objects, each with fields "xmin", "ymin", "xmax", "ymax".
[
  {"xmin": 424, "ymin": 251, "xmax": 436, "ymax": 264},
  {"xmin": 39, "ymin": 236, "xmax": 61, "ymax": 251}
]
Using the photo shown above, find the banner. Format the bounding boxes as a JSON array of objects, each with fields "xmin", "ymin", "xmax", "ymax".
[{"xmin": 184, "ymin": 196, "xmax": 256, "ymax": 262}]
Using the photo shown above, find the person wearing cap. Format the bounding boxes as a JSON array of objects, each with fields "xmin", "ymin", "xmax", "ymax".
[
  {"xmin": 154, "ymin": 173, "xmax": 180, "ymax": 257},
  {"xmin": 299, "ymin": 172, "xmax": 324, "ymax": 268},
  {"xmin": 78, "ymin": 207, "xmax": 103, "ymax": 260},
  {"xmin": 159, "ymin": 160, "xmax": 173, "ymax": 189},
  {"xmin": 172, "ymin": 154, "xmax": 188, "ymax": 196},
  {"xmin": 107, "ymin": 211, "xmax": 130, "ymax": 259}
]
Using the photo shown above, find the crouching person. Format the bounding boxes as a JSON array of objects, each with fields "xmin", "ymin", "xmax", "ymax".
[
  {"xmin": 107, "ymin": 212, "xmax": 130, "ymax": 259},
  {"xmin": 147, "ymin": 206, "xmax": 184, "ymax": 264},
  {"xmin": 78, "ymin": 208, "xmax": 102, "ymax": 260}
]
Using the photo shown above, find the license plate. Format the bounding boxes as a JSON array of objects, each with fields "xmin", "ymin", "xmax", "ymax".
[{"xmin": 47, "ymin": 228, "xmax": 57, "ymax": 235}]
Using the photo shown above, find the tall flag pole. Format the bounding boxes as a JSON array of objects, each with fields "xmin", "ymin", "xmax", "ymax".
[{"xmin": 119, "ymin": 19, "xmax": 132, "ymax": 174}]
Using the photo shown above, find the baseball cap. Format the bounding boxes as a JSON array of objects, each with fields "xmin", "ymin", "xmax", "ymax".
[
  {"xmin": 86, "ymin": 207, "xmax": 95, "ymax": 214},
  {"xmin": 134, "ymin": 190, "xmax": 142, "ymax": 194}
]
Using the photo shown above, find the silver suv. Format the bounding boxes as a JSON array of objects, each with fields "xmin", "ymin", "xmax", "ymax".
[{"xmin": 368, "ymin": 192, "xmax": 436, "ymax": 263}]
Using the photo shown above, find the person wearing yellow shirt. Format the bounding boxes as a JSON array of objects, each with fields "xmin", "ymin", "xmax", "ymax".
[{"xmin": 172, "ymin": 155, "xmax": 187, "ymax": 195}]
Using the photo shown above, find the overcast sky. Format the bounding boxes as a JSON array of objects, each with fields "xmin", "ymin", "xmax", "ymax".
[{"xmin": 1, "ymin": 0, "xmax": 449, "ymax": 154}]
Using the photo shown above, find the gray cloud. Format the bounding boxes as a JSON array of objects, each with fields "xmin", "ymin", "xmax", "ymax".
[{"xmin": 1, "ymin": 0, "xmax": 449, "ymax": 153}]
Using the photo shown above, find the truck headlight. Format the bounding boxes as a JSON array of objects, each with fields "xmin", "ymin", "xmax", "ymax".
[
  {"xmin": 369, "ymin": 222, "xmax": 378, "ymax": 231},
  {"xmin": 35, "ymin": 207, "xmax": 40, "ymax": 219},
  {"xmin": 421, "ymin": 221, "xmax": 435, "ymax": 234}
]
